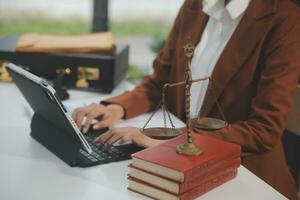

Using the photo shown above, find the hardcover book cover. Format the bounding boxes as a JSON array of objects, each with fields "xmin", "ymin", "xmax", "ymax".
[{"xmin": 128, "ymin": 169, "xmax": 238, "ymax": 200}]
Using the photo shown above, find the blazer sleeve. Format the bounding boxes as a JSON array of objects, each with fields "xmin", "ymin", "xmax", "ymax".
[
  {"xmin": 197, "ymin": 16, "xmax": 300, "ymax": 157},
  {"xmin": 101, "ymin": 2, "xmax": 188, "ymax": 119}
]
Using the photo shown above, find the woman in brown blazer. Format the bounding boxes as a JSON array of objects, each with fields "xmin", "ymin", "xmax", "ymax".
[{"xmin": 73, "ymin": 0, "xmax": 300, "ymax": 199}]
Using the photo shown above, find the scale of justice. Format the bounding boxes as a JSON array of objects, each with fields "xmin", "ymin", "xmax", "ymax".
[{"xmin": 140, "ymin": 41, "xmax": 228, "ymax": 156}]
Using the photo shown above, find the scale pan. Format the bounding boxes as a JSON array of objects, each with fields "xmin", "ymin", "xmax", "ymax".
[
  {"xmin": 190, "ymin": 117, "xmax": 228, "ymax": 130},
  {"xmin": 142, "ymin": 127, "xmax": 181, "ymax": 139}
]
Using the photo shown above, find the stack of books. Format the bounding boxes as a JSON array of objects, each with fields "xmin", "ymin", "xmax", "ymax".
[{"xmin": 128, "ymin": 134, "xmax": 241, "ymax": 200}]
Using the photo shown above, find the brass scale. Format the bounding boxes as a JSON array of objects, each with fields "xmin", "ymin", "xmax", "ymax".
[
  {"xmin": 140, "ymin": 42, "xmax": 228, "ymax": 156},
  {"xmin": 0, "ymin": 42, "xmax": 227, "ymax": 156}
]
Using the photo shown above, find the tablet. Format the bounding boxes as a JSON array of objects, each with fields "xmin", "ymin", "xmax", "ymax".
[{"xmin": 7, "ymin": 63, "xmax": 93, "ymax": 154}]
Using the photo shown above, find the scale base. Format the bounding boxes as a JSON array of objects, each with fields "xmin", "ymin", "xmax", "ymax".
[{"xmin": 176, "ymin": 142, "xmax": 203, "ymax": 156}]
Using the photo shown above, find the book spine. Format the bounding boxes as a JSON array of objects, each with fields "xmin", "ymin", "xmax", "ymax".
[
  {"xmin": 128, "ymin": 170, "xmax": 237, "ymax": 200},
  {"xmin": 180, "ymin": 169, "xmax": 237, "ymax": 200},
  {"xmin": 129, "ymin": 158, "xmax": 240, "ymax": 195},
  {"xmin": 179, "ymin": 158, "xmax": 240, "ymax": 194}
]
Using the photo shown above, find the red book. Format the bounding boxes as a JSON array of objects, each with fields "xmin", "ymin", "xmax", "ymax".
[
  {"xmin": 131, "ymin": 134, "xmax": 241, "ymax": 183},
  {"xmin": 129, "ymin": 157, "xmax": 240, "ymax": 194},
  {"xmin": 128, "ymin": 169, "xmax": 238, "ymax": 200}
]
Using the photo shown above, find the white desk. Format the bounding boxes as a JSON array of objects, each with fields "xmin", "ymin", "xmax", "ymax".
[{"xmin": 0, "ymin": 82, "xmax": 287, "ymax": 200}]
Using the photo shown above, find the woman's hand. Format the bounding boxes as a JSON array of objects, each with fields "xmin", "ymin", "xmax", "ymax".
[
  {"xmin": 72, "ymin": 103, "xmax": 124, "ymax": 133},
  {"xmin": 93, "ymin": 126, "xmax": 165, "ymax": 149}
]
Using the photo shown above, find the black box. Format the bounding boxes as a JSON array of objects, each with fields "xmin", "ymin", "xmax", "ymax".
[{"xmin": 0, "ymin": 35, "xmax": 129, "ymax": 93}]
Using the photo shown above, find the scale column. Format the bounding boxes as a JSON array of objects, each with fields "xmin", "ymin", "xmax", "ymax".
[{"xmin": 176, "ymin": 42, "xmax": 203, "ymax": 156}]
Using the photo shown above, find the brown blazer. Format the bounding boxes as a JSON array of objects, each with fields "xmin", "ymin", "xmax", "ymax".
[{"xmin": 105, "ymin": 0, "xmax": 300, "ymax": 199}]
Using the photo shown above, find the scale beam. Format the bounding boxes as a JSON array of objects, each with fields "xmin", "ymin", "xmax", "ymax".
[{"xmin": 141, "ymin": 42, "xmax": 228, "ymax": 156}]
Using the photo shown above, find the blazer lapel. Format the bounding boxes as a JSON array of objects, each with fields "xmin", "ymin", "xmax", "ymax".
[
  {"xmin": 199, "ymin": 0, "xmax": 277, "ymax": 117},
  {"xmin": 172, "ymin": 10, "xmax": 209, "ymax": 119},
  {"xmin": 178, "ymin": 9, "xmax": 209, "ymax": 76}
]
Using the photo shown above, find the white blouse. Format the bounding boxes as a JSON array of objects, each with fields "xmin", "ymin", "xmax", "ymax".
[{"xmin": 190, "ymin": 0, "xmax": 251, "ymax": 118}]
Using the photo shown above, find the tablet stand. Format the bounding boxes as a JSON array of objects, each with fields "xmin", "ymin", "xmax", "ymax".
[{"xmin": 30, "ymin": 113, "xmax": 81, "ymax": 166}]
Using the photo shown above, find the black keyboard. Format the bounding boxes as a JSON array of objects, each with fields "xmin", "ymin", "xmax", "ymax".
[{"xmin": 76, "ymin": 128, "xmax": 143, "ymax": 167}]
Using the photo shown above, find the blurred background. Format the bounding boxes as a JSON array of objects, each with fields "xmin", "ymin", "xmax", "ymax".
[{"xmin": 0, "ymin": 0, "xmax": 184, "ymax": 84}]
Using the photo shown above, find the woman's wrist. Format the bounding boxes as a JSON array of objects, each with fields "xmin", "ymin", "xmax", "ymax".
[
  {"xmin": 107, "ymin": 104, "xmax": 125, "ymax": 120},
  {"xmin": 141, "ymin": 135, "xmax": 167, "ymax": 148}
]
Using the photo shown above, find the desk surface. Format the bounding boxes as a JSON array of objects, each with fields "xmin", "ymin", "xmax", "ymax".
[{"xmin": 0, "ymin": 82, "xmax": 287, "ymax": 200}]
